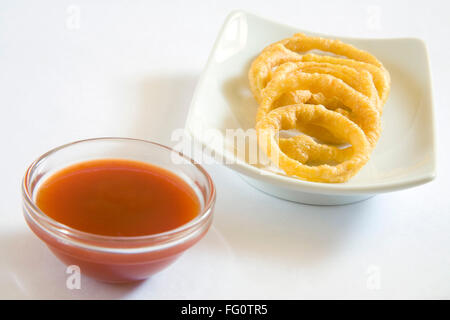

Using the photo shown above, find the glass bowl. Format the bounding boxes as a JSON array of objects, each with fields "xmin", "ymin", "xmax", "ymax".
[{"xmin": 22, "ymin": 138, "xmax": 216, "ymax": 283}]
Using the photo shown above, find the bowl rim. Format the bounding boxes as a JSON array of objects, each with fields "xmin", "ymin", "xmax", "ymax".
[{"xmin": 22, "ymin": 137, "xmax": 216, "ymax": 249}]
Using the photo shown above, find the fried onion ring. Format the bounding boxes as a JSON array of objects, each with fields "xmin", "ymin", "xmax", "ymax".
[
  {"xmin": 279, "ymin": 135, "xmax": 353, "ymax": 164},
  {"xmin": 248, "ymin": 33, "xmax": 389, "ymax": 109},
  {"xmin": 272, "ymin": 61, "xmax": 380, "ymax": 108},
  {"xmin": 248, "ymin": 33, "xmax": 390, "ymax": 183},
  {"xmin": 277, "ymin": 33, "xmax": 384, "ymax": 67},
  {"xmin": 275, "ymin": 61, "xmax": 379, "ymax": 145},
  {"xmin": 248, "ymin": 44, "xmax": 303, "ymax": 103},
  {"xmin": 302, "ymin": 53, "xmax": 390, "ymax": 107},
  {"xmin": 253, "ymin": 60, "xmax": 380, "ymax": 145},
  {"xmin": 257, "ymin": 65, "xmax": 381, "ymax": 148},
  {"xmin": 256, "ymin": 104, "xmax": 370, "ymax": 183}
]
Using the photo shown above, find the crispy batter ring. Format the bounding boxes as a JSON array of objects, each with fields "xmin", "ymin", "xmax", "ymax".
[
  {"xmin": 248, "ymin": 44, "xmax": 302, "ymax": 103},
  {"xmin": 279, "ymin": 135, "xmax": 353, "ymax": 164},
  {"xmin": 271, "ymin": 61, "xmax": 380, "ymax": 108},
  {"xmin": 302, "ymin": 53, "xmax": 390, "ymax": 107},
  {"xmin": 248, "ymin": 33, "xmax": 389, "ymax": 109},
  {"xmin": 278, "ymin": 33, "xmax": 383, "ymax": 67},
  {"xmin": 257, "ymin": 66, "xmax": 381, "ymax": 148},
  {"xmin": 256, "ymin": 104, "xmax": 370, "ymax": 183},
  {"xmin": 272, "ymin": 61, "xmax": 379, "ymax": 146},
  {"xmin": 251, "ymin": 60, "xmax": 380, "ymax": 144},
  {"xmin": 248, "ymin": 33, "xmax": 390, "ymax": 183}
]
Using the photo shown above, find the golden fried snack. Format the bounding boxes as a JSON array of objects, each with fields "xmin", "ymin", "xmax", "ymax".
[
  {"xmin": 249, "ymin": 33, "xmax": 389, "ymax": 109},
  {"xmin": 272, "ymin": 89, "xmax": 312, "ymax": 109},
  {"xmin": 248, "ymin": 44, "xmax": 345, "ymax": 111},
  {"xmin": 276, "ymin": 33, "xmax": 384, "ymax": 67},
  {"xmin": 257, "ymin": 65, "xmax": 381, "ymax": 148},
  {"xmin": 254, "ymin": 60, "xmax": 379, "ymax": 144},
  {"xmin": 248, "ymin": 33, "xmax": 390, "ymax": 183},
  {"xmin": 279, "ymin": 135, "xmax": 353, "ymax": 164},
  {"xmin": 256, "ymin": 104, "xmax": 370, "ymax": 183},
  {"xmin": 302, "ymin": 53, "xmax": 390, "ymax": 107},
  {"xmin": 248, "ymin": 44, "xmax": 302, "ymax": 103},
  {"xmin": 272, "ymin": 61, "xmax": 380, "ymax": 108},
  {"xmin": 277, "ymin": 61, "xmax": 379, "ymax": 145}
]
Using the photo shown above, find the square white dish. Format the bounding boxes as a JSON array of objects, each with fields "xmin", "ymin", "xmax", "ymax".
[{"xmin": 185, "ymin": 10, "xmax": 436, "ymax": 205}]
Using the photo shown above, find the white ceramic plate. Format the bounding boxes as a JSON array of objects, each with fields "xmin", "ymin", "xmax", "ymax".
[{"xmin": 185, "ymin": 10, "xmax": 436, "ymax": 205}]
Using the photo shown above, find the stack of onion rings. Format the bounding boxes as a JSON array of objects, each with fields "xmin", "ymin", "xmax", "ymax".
[{"xmin": 249, "ymin": 33, "xmax": 391, "ymax": 183}]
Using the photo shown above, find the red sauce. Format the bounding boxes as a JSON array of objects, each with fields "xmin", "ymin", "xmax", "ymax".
[{"xmin": 36, "ymin": 159, "xmax": 200, "ymax": 237}]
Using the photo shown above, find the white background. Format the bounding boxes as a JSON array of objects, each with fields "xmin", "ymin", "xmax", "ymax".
[{"xmin": 0, "ymin": 0, "xmax": 449, "ymax": 299}]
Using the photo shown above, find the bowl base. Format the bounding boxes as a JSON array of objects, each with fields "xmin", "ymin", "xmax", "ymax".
[{"xmin": 240, "ymin": 174, "xmax": 373, "ymax": 206}]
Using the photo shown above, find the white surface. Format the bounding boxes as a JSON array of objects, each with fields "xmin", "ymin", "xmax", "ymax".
[
  {"xmin": 186, "ymin": 11, "xmax": 436, "ymax": 205},
  {"xmin": 0, "ymin": 0, "xmax": 449, "ymax": 299}
]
